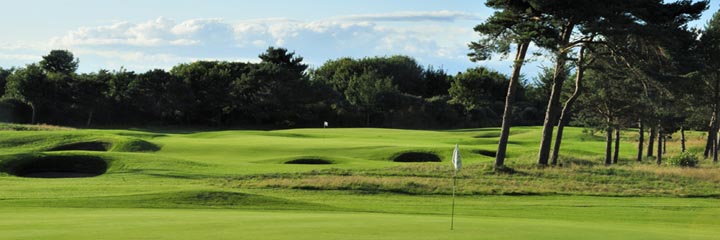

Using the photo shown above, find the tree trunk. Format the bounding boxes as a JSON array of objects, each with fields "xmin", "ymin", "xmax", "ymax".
[
  {"xmin": 648, "ymin": 127, "xmax": 656, "ymax": 157},
  {"xmin": 30, "ymin": 103, "xmax": 36, "ymax": 124},
  {"xmin": 657, "ymin": 127, "xmax": 663, "ymax": 165},
  {"xmin": 705, "ymin": 130, "xmax": 713, "ymax": 158},
  {"xmin": 680, "ymin": 126, "xmax": 686, "ymax": 153},
  {"xmin": 613, "ymin": 127, "xmax": 620, "ymax": 164},
  {"xmin": 495, "ymin": 42, "xmax": 530, "ymax": 170},
  {"xmin": 537, "ymin": 23, "xmax": 576, "ymax": 166},
  {"xmin": 550, "ymin": 120, "xmax": 567, "ymax": 166},
  {"xmin": 550, "ymin": 45, "xmax": 586, "ymax": 166},
  {"xmin": 663, "ymin": 135, "xmax": 667, "ymax": 154},
  {"xmin": 86, "ymin": 110, "xmax": 94, "ymax": 127},
  {"xmin": 704, "ymin": 115, "xmax": 715, "ymax": 158},
  {"xmin": 715, "ymin": 129, "xmax": 719, "ymax": 162},
  {"xmin": 605, "ymin": 123, "xmax": 613, "ymax": 166},
  {"xmin": 637, "ymin": 120, "xmax": 644, "ymax": 162},
  {"xmin": 712, "ymin": 75, "xmax": 720, "ymax": 160}
]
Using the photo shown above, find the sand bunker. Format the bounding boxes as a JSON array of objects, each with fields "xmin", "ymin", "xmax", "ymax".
[
  {"xmin": 473, "ymin": 149, "xmax": 496, "ymax": 157},
  {"xmin": 284, "ymin": 158, "xmax": 333, "ymax": 164},
  {"xmin": 392, "ymin": 152, "xmax": 441, "ymax": 162},
  {"xmin": 49, "ymin": 141, "xmax": 111, "ymax": 151},
  {"xmin": 5, "ymin": 155, "xmax": 107, "ymax": 178}
]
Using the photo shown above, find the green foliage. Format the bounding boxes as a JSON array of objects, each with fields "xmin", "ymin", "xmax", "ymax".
[
  {"xmin": 229, "ymin": 47, "xmax": 317, "ymax": 126},
  {"xmin": 343, "ymin": 70, "xmax": 397, "ymax": 125},
  {"xmin": 171, "ymin": 61, "xmax": 245, "ymax": 125},
  {"xmin": 667, "ymin": 151, "xmax": 700, "ymax": 167},
  {"xmin": 449, "ymin": 67, "xmax": 508, "ymax": 112},
  {"xmin": 0, "ymin": 47, "xmax": 547, "ymax": 128},
  {"xmin": 421, "ymin": 66, "xmax": 451, "ymax": 97},
  {"xmin": 127, "ymin": 69, "xmax": 194, "ymax": 123},
  {"xmin": 4, "ymin": 64, "xmax": 50, "ymax": 123},
  {"xmin": 344, "ymin": 70, "xmax": 396, "ymax": 109},
  {"xmin": 4, "ymin": 64, "xmax": 47, "ymax": 104},
  {"xmin": 40, "ymin": 50, "xmax": 78, "ymax": 74},
  {"xmin": 259, "ymin": 47, "xmax": 307, "ymax": 72},
  {"xmin": 0, "ymin": 67, "xmax": 12, "ymax": 96},
  {"xmin": 312, "ymin": 56, "xmax": 428, "ymax": 96}
]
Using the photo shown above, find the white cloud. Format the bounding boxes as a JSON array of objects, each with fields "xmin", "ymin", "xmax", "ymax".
[
  {"xmin": 3, "ymin": 11, "xmax": 502, "ymax": 74},
  {"xmin": 170, "ymin": 39, "xmax": 200, "ymax": 46},
  {"xmin": 73, "ymin": 49, "xmax": 183, "ymax": 63},
  {"xmin": 338, "ymin": 10, "xmax": 482, "ymax": 22},
  {"xmin": 0, "ymin": 53, "xmax": 39, "ymax": 61}
]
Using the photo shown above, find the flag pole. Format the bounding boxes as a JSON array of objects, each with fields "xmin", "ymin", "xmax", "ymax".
[
  {"xmin": 450, "ymin": 144, "xmax": 461, "ymax": 230},
  {"xmin": 451, "ymin": 171, "xmax": 456, "ymax": 230}
]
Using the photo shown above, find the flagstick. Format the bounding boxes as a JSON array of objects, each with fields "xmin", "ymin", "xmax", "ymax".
[
  {"xmin": 451, "ymin": 172, "xmax": 456, "ymax": 230},
  {"xmin": 450, "ymin": 144, "xmax": 461, "ymax": 231}
]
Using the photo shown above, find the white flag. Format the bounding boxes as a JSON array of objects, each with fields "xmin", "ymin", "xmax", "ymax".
[{"xmin": 452, "ymin": 144, "xmax": 462, "ymax": 172}]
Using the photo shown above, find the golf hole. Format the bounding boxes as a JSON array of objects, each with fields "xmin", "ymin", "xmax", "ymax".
[
  {"xmin": 284, "ymin": 158, "xmax": 333, "ymax": 165},
  {"xmin": 5, "ymin": 156, "xmax": 108, "ymax": 178},
  {"xmin": 473, "ymin": 149, "xmax": 496, "ymax": 157},
  {"xmin": 392, "ymin": 152, "xmax": 441, "ymax": 162},
  {"xmin": 49, "ymin": 141, "xmax": 111, "ymax": 152}
]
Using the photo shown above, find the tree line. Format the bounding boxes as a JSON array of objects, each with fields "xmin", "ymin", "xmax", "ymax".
[
  {"xmin": 472, "ymin": 0, "xmax": 716, "ymax": 169},
  {"xmin": 0, "ymin": 48, "xmax": 552, "ymax": 129}
]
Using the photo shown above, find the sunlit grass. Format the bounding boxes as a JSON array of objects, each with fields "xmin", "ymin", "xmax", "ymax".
[{"xmin": 0, "ymin": 124, "xmax": 718, "ymax": 239}]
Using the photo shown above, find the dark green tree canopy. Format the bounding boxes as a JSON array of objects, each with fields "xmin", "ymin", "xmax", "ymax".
[
  {"xmin": 5, "ymin": 64, "xmax": 48, "ymax": 104},
  {"xmin": 127, "ymin": 69, "xmax": 194, "ymax": 122},
  {"xmin": 344, "ymin": 69, "xmax": 397, "ymax": 109},
  {"xmin": 259, "ymin": 47, "xmax": 308, "ymax": 74},
  {"xmin": 0, "ymin": 67, "xmax": 13, "ymax": 96},
  {"xmin": 311, "ymin": 56, "xmax": 428, "ymax": 97},
  {"xmin": 449, "ymin": 67, "xmax": 508, "ymax": 112},
  {"xmin": 40, "ymin": 50, "xmax": 79, "ymax": 74}
]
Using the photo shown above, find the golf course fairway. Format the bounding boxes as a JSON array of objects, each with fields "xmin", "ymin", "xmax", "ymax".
[{"xmin": 0, "ymin": 125, "xmax": 718, "ymax": 239}]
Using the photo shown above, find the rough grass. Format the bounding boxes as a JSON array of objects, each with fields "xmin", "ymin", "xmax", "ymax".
[
  {"xmin": 222, "ymin": 162, "xmax": 720, "ymax": 197},
  {"xmin": 0, "ymin": 123, "xmax": 74, "ymax": 131}
]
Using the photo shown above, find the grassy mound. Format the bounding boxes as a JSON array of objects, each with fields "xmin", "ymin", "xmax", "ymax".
[
  {"xmin": 2, "ymin": 155, "xmax": 108, "ymax": 178},
  {"xmin": 48, "ymin": 141, "xmax": 111, "ymax": 152},
  {"xmin": 285, "ymin": 158, "xmax": 333, "ymax": 164},
  {"xmin": 392, "ymin": 152, "xmax": 441, "ymax": 162},
  {"xmin": 112, "ymin": 139, "xmax": 161, "ymax": 152}
]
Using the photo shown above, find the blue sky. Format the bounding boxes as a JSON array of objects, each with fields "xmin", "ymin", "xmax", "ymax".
[{"xmin": 0, "ymin": 0, "xmax": 718, "ymax": 76}]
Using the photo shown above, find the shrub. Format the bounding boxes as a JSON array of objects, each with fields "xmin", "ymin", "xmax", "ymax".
[{"xmin": 667, "ymin": 152, "xmax": 700, "ymax": 167}]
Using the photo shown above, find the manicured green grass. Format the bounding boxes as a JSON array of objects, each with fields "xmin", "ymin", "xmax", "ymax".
[
  {"xmin": 0, "ymin": 124, "xmax": 718, "ymax": 239},
  {"xmin": 2, "ymin": 193, "xmax": 720, "ymax": 240}
]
